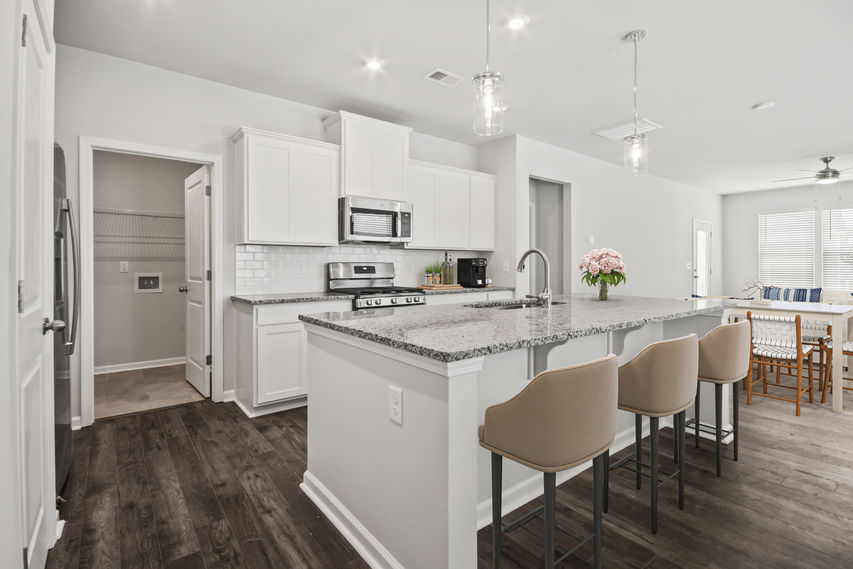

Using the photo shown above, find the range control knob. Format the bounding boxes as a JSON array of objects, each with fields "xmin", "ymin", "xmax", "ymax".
[
  {"xmin": 366, "ymin": 299, "xmax": 373, "ymax": 306},
  {"xmin": 391, "ymin": 298, "xmax": 398, "ymax": 305},
  {"xmin": 375, "ymin": 298, "xmax": 382, "ymax": 306},
  {"xmin": 406, "ymin": 297, "xmax": 412, "ymax": 303}
]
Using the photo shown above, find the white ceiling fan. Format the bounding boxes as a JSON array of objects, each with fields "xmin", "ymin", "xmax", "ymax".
[{"xmin": 772, "ymin": 156, "xmax": 853, "ymax": 185}]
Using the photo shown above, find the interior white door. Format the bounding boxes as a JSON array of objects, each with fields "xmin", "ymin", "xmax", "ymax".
[
  {"xmin": 15, "ymin": 0, "xmax": 57, "ymax": 566},
  {"xmin": 693, "ymin": 219, "xmax": 712, "ymax": 296},
  {"xmin": 184, "ymin": 166, "xmax": 211, "ymax": 397}
]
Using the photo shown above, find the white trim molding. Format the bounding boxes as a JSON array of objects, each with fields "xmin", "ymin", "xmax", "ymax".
[
  {"xmin": 93, "ymin": 356, "xmax": 185, "ymax": 376},
  {"xmin": 78, "ymin": 136, "xmax": 225, "ymax": 428},
  {"xmin": 301, "ymin": 471, "xmax": 404, "ymax": 569}
]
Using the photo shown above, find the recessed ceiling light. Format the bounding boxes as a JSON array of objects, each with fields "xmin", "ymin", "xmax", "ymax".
[
  {"xmin": 751, "ymin": 101, "xmax": 775, "ymax": 111},
  {"xmin": 366, "ymin": 59, "xmax": 383, "ymax": 71},
  {"xmin": 505, "ymin": 15, "xmax": 529, "ymax": 30}
]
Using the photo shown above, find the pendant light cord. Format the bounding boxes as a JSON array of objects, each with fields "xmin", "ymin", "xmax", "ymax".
[
  {"xmin": 485, "ymin": 0, "xmax": 491, "ymax": 72},
  {"xmin": 632, "ymin": 35, "xmax": 639, "ymax": 135}
]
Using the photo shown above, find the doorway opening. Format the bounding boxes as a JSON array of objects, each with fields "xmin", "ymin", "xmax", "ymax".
[
  {"xmin": 692, "ymin": 219, "xmax": 712, "ymax": 296},
  {"xmin": 90, "ymin": 151, "xmax": 209, "ymax": 419},
  {"xmin": 528, "ymin": 178, "xmax": 571, "ymax": 295}
]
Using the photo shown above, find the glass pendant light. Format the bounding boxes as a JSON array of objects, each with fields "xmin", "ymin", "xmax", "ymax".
[
  {"xmin": 473, "ymin": 0, "xmax": 505, "ymax": 136},
  {"xmin": 623, "ymin": 29, "xmax": 647, "ymax": 174}
]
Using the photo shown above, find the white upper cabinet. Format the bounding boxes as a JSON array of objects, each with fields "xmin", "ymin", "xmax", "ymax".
[
  {"xmin": 325, "ymin": 111, "xmax": 411, "ymax": 201},
  {"xmin": 469, "ymin": 174, "xmax": 496, "ymax": 251},
  {"xmin": 233, "ymin": 127, "xmax": 339, "ymax": 246},
  {"xmin": 407, "ymin": 160, "xmax": 496, "ymax": 251}
]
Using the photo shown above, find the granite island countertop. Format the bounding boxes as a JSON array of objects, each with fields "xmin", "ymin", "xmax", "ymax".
[
  {"xmin": 231, "ymin": 286, "xmax": 515, "ymax": 305},
  {"xmin": 299, "ymin": 294, "xmax": 735, "ymax": 362}
]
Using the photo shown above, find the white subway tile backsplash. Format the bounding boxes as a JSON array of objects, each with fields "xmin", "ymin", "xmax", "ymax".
[{"xmin": 234, "ymin": 244, "xmax": 486, "ymax": 294}]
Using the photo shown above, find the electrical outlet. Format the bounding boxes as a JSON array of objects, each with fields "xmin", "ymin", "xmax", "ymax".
[
  {"xmin": 119, "ymin": 261, "xmax": 129, "ymax": 273},
  {"xmin": 297, "ymin": 262, "xmax": 306, "ymax": 274},
  {"xmin": 502, "ymin": 260, "xmax": 510, "ymax": 272},
  {"xmin": 388, "ymin": 385, "xmax": 403, "ymax": 425},
  {"xmin": 685, "ymin": 262, "xmax": 692, "ymax": 270}
]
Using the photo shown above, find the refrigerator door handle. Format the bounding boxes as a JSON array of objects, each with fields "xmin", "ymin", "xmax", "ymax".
[{"xmin": 62, "ymin": 198, "xmax": 80, "ymax": 355}]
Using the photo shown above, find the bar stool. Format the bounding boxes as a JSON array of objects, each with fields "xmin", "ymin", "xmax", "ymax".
[
  {"xmin": 606, "ymin": 334, "xmax": 698, "ymax": 534},
  {"xmin": 690, "ymin": 320, "xmax": 751, "ymax": 476},
  {"xmin": 479, "ymin": 355, "xmax": 618, "ymax": 569},
  {"xmin": 820, "ymin": 325, "xmax": 853, "ymax": 403}
]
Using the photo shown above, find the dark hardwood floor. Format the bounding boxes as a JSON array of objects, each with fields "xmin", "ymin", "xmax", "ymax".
[{"xmin": 47, "ymin": 385, "xmax": 853, "ymax": 569}]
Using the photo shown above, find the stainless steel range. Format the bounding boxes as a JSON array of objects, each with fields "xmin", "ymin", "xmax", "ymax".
[{"xmin": 328, "ymin": 262, "xmax": 426, "ymax": 310}]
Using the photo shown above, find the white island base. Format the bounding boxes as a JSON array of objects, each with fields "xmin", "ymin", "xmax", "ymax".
[{"xmin": 301, "ymin": 309, "xmax": 728, "ymax": 569}]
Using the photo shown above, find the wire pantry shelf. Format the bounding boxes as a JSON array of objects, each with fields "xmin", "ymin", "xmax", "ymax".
[{"xmin": 93, "ymin": 207, "xmax": 184, "ymax": 259}]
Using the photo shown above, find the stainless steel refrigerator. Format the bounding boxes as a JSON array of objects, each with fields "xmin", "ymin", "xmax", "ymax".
[{"xmin": 54, "ymin": 143, "xmax": 78, "ymax": 493}]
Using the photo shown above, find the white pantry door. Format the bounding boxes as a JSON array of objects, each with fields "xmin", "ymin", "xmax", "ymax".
[
  {"xmin": 15, "ymin": 0, "xmax": 57, "ymax": 567},
  {"xmin": 184, "ymin": 166, "xmax": 211, "ymax": 397},
  {"xmin": 693, "ymin": 219, "xmax": 712, "ymax": 297}
]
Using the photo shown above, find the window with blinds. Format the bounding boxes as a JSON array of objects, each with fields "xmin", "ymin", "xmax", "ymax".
[
  {"xmin": 758, "ymin": 210, "xmax": 815, "ymax": 287},
  {"xmin": 821, "ymin": 208, "xmax": 853, "ymax": 288}
]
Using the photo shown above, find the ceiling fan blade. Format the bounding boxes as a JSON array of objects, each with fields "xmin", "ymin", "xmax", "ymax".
[
  {"xmin": 771, "ymin": 176, "xmax": 815, "ymax": 183},
  {"xmin": 797, "ymin": 170, "xmax": 818, "ymax": 173},
  {"xmin": 838, "ymin": 166, "xmax": 853, "ymax": 173}
]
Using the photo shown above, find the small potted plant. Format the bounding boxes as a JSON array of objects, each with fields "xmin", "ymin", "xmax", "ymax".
[
  {"xmin": 578, "ymin": 248, "xmax": 626, "ymax": 300},
  {"xmin": 425, "ymin": 262, "xmax": 443, "ymax": 284}
]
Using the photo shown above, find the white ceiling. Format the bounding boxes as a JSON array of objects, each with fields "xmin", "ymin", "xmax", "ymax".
[{"xmin": 54, "ymin": 0, "xmax": 853, "ymax": 194}]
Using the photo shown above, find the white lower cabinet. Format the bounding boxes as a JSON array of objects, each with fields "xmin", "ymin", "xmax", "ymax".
[{"xmin": 233, "ymin": 300, "xmax": 351, "ymax": 417}]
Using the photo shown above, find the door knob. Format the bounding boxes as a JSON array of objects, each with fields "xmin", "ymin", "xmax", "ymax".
[
  {"xmin": 43, "ymin": 318, "xmax": 66, "ymax": 335},
  {"xmin": 178, "ymin": 286, "xmax": 189, "ymax": 293}
]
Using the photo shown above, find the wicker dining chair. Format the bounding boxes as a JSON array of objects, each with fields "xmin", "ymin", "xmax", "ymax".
[
  {"xmin": 746, "ymin": 311, "xmax": 814, "ymax": 416},
  {"xmin": 820, "ymin": 325, "xmax": 853, "ymax": 403}
]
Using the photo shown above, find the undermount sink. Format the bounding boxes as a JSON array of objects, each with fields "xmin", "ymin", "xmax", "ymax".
[{"xmin": 466, "ymin": 300, "xmax": 566, "ymax": 310}]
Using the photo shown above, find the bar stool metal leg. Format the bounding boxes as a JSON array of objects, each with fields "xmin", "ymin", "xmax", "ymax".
[
  {"xmin": 650, "ymin": 416, "xmax": 659, "ymax": 534},
  {"xmin": 678, "ymin": 410, "xmax": 685, "ymax": 510},
  {"xmin": 635, "ymin": 414, "xmax": 642, "ymax": 490},
  {"xmin": 733, "ymin": 380, "xmax": 740, "ymax": 462},
  {"xmin": 602, "ymin": 449, "xmax": 609, "ymax": 514},
  {"xmin": 491, "ymin": 452, "xmax": 502, "ymax": 569},
  {"xmin": 715, "ymin": 383, "xmax": 723, "ymax": 477},
  {"xmin": 593, "ymin": 454, "xmax": 603, "ymax": 569},
  {"xmin": 544, "ymin": 472, "xmax": 556, "ymax": 569},
  {"xmin": 694, "ymin": 382, "xmax": 701, "ymax": 448}
]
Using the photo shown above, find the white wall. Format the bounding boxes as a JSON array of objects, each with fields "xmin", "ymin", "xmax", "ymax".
[
  {"xmin": 481, "ymin": 136, "xmax": 724, "ymax": 298},
  {"xmin": 92, "ymin": 151, "xmax": 197, "ymax": 368},
  {"xmin": 722, "ymin": 181, "xmax": 853, "ymax": 296},
  {"xmin": 55, "ymin": 45, "xmax": 480, "ymax": 419}
]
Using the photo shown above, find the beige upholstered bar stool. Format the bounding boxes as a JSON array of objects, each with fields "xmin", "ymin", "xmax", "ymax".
[
  {"xmin": 605, "ymin": 334, "xmax": 698, "ymax": 534},
  {"xmin": 479, "ymin": 355, "xmax": 618, "ymax": 569},
  {"xmin": 690, "ymin": 320, "xmax": 751, "ymax": 476}
]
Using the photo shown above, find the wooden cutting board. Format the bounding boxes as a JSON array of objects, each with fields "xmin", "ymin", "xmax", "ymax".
[{"xmin": 417, "ymin": 284, "xmax": 464, "ymax": 290}]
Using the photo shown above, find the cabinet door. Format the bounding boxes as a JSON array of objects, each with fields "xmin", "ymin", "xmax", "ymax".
[
  {"xmin": 343, "ymin": 119, "xmax": 378, "ymax": 197},
  {"xmin": 256, "ymin": 323, "xmax": 307, "ymax": 404},
  {"xmin": 408, "ymin": 164, "xmax": 440, "ymax": 248},
  {"xmin": 469, "ymin": 176, "xmax": 495, "ymax": 250},
  {"xmin": 376, "ymin": 128, "xmax": 409, "ymax": 201},
  {"xmin": 290, "ymin": 146, "xmax": 339, "ymax": 245},
  {"xmin": 437, "ymin": 171, "xmax": 470, "ymax": 249},
  {"xmin": 246, "ymin": 136, "xmax": 291, "ymax": 243}
]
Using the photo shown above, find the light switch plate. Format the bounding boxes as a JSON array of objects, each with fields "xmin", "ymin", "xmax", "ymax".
[
  {"xmin": 119, "ymin": 261, "xmax": 129, "ymax": 273},
  {"xmin": 685, "ymin": 262, "xmax": 692, "ymax": 270}
]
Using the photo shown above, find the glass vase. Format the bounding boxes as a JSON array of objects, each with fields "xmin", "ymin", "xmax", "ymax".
[{"xmin": 598, "ymin": 280, "xmax": 609, "ymax": 301}]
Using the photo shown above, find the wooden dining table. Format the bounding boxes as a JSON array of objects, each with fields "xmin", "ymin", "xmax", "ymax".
[{"xmin": 727, "ymin": 300, "xmax": 853, "ymax": 412}]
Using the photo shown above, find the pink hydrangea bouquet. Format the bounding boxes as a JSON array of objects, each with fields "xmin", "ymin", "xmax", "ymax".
[{"xmin": 578, "ymin": 248, "xmax": 626, "ymax": 300}]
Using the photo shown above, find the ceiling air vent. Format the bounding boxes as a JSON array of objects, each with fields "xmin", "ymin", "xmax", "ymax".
[
  {"xmin": 592, "ymin": 118, "xmax": 663, "ymax": 140},
  {"xmin": 424, "ymin": 68, "xmax": 463, "ymax": 87}
]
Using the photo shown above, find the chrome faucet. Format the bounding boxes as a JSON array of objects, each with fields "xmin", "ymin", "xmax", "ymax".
[{"xmin": 516, "ymin": 248, "xmax": 552, "ymax": 307}]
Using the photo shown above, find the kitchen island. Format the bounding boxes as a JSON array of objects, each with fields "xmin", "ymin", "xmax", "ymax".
[{"xmin": 299, "ymin": 295, "xmax": 734, "ymax": 569}]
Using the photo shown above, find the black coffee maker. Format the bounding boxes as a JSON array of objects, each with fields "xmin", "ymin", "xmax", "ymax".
[{"xmin": 457, "ymin": 258, "xmax": 488, "ymax": 288}]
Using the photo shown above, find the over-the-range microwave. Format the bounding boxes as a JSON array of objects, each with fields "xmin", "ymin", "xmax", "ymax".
[{"xmin": 339, "ymin": 195, "xmax": 412, "ymax": 244}]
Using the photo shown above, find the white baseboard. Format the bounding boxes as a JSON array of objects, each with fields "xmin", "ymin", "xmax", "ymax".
[
  {"xmin": 94, "ymin": 356, "xmax": 185, "ymax": 375},
  {"xmin": 71, "ymin": 416, "xmax": 82, "ymax": 431},
  {"xmin": 221, "ymin": 389, "xmax": 235, "ymax": 402},
  {"xmin": 233, "ymin": 395, "xmax": 307, "ymax": 419},
  {"xmin": 301, "ymin": 471, "xmax": 404, "ymax": 569},
  {"xmin": 475, "ymin": 415, "xmax": 681, "ymax": 529}
]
